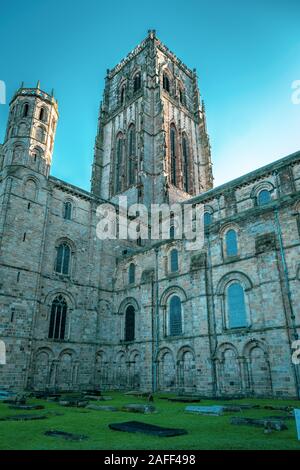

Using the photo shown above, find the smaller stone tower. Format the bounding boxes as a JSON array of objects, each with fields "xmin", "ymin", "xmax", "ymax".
[{"xmin": 1, "ymin": 82, "xmax": 58, "ymax": 177}]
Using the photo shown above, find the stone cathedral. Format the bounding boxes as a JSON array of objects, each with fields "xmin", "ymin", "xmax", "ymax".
[{"xmin": 0, "ymin": 31, "xmax": 300, "ymax": 398}]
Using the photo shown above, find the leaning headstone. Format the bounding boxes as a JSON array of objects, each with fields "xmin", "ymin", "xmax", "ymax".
[
  {"xmin": 294, "ymin": 409, "xmax": 300, "ymax": 440},
  {"xmin": 122, "ymin": 404, "xmax": 156, "ymax": 414},
  {"xmin": 86, "ymin": 404, "xmax": 118, "ymax": 412},
  {"xmin": 185, "ymin": 405, "xmax": 224, "ymax": 416},
  {"xmin": 109, "ymin": 421, "xmax": 187, "ymax": 437}
]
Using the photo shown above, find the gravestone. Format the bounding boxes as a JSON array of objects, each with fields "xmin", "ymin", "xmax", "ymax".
[
  {"xmin": 185, "ymin": 405, "xmax": 224, "ymax": 416},
  {"xmin": 109, "ymin": 421, "xmax": 187, "ymax": 437},
  {"xmin": 230, "ymin": 417, "xmax": 287, "ymax": 431},
  {"xmin": 168, "ymin": 397, "xmax": 201, "ymax": 403},
  {"xmin": 86, "ymin": 404, "xmax": 118, "ymax": 412},
  {"xmin": 294, "ymin": 409, "xmax": 300, "ymax": 440},
  {"xmin": 9, "ymin": 404, "xmax": 44, "ymax": 410},
  {"xmin": 0, "ymin": 414, "xmax": 47, "ymax": 421},
  {"xmin": 122, "ymin": 404, "xmax": 156, "ymax": 414},
  {"xmin": 45, "ymin": 430, "xmax": 88, "ymax": 441}
]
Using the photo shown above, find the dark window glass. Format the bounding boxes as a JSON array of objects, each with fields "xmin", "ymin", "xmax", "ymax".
[
  {"xmin": 170, "ymin": 126, "xmax": 177, "ymax": 185},
  {"xmin": 182, "ymin": 136, "xmax": 189, "ymax": 192},
  {"xmin": 23, "ymin": 104, "xmax": 29, "ymax": 117},
  {"xmin": 227, "ymin": 283, "xmax": 247, "ymax": 328},
  {"xmin": 257, "ymin": 189, "xmax": 271, "ymax": 206},
  {"xmin": 48, "ymin": 295, "xmax": 67, "ymax": 340},
  {"xmin": 170, "ymin": 224, "xmax": 175, "ymax": 240},
  {"xmin": 128, "ymin": 126, "xmax": 136, "ymax": 186},
  {"xmin": 128, "ymin": 263, "xmax": 135, "ymax": 284},
  {"xmin": 64, "ymin": 202, "xmax": 72, "ymax": 220},
  {"xmin": 125, "ymin": 305, "xmax": 135, "ymax": 341},
  {"xmin": 55, "ymin": 243, "xmax": 71, "ymax": 275},
  {"xmin": 115, "ymin": 136, "xmax": 123, "ymax": 193},
  {"xmin": 120, "ymin": 86, "xmax": 125, "ymax": 105},
  {"xmin": 170, "ymin": 249, "xmax": 179, "ymax": 272},
  {"xmin": 169, "ymin": 295, "xmax": 182, "ymax": 336},
  {"xmin": 179, "ymin": 89, "xmax": 184, "ymax": 104},
  {"xmin": 204, "ymin": 212, "xmax": 212, "ymax": 226},
  {"xmin": 163, "ymin": 74, "xmax": 170, "ymax": 92},
  {"xmin": 225, "ymin": 229, "xmax": 238, "ymax": 257},
  {"xmin": 133, "ymin": 73, "xmax": 141, "ymax": 92},
  {"xmin": 39, "ymin": 107, "xmax": 45, "ymax": 121}
]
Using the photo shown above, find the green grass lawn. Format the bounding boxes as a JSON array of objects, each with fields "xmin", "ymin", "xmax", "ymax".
[{"xmin": 0, "ymin": 392, "xmax": 300, "ymax": 450}]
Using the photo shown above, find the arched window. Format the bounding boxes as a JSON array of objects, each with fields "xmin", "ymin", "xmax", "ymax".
[
  {"xmin": 63, "ymin": 202, "xmax": 72, "ymax": 220},
  {"xmin": 55, "ymin": 243, "xmax": 71, "ymax": 275},
  {"xmin": 125, "ymin": 305, "xmax": 135, "ymax": 341},
  {"xmin": 257, "ymin": 189, "xmax": 271, "ymax": 206},
  {"xmin": 128, "ymin": 125, "xmax": 136, "ymax": 185},
  {"xmin": 169, "ymin": 295, "xmax": 182, "ymax": 336},
  {"xmin": 23, "ymin": 103, "xmax": 29, "ymax": 117},
  {"xmin": 120, "ymin": 85, "xmax": 126, "ymax": 105},
  {"xmin": 163, "ymin": 73, "xmax": 170, "ymax": 92},
  {"xmin": 179, "ymin": 88, "xmax": 184, "ymax": 105},
  {"xmin": 182, "ymin": 135, "xmax": 189, "ymax": 192},
  {"xmin": 39, "ymin": 107, "xmax": 45, "ymax": 121},
  {"xmin": 170, "ymin": 125, "xmax": 177, "ymax": 186},
  {"xmin": 48, "ymin": 295, "xmax": 67, "ymax": 340},
  {"xmin": 225, "ymin": 229, "xmax": 238, "ymax": 257},
  {"xmin": 170, "ymin": 249, "xmax": 179, "ymax": 272},
  {"xmin": 115, "ymin": 134, "xmax": 123, "ymax": 193},
  {"xmin": 170, "ymin": 224, "xmax": 175, "ymax": 240},
  {"xmin": 204, "ymin": 212, "xmax": 212, "ymax": 226},
  {"xmin": 227, "ymin": 282, "xmax": 247, "ymax": 328},
  {"xmin": 133, "ymin": 73, "xmax": 141, "ymax": 92},
  {"xmin": 128, "ymin": 263, "xmax": 135, "ymax": 284}
]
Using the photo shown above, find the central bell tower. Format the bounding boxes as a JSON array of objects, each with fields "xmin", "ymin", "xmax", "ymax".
[{"xmin": 91, "ymin": 30, "xmax": 213, "ymax": 208}]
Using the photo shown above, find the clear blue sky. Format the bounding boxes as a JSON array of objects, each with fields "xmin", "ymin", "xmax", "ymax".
[{"xmin": 0, "ymin": 0, "xmax": 299, "ymax": 189}]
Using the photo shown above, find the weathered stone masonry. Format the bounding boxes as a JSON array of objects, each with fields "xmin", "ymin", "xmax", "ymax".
[{"xmin": 0, "ymin": 31, "xmax": 300, "ymax": 397}]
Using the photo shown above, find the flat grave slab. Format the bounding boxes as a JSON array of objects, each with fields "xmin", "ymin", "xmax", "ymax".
[
  {"xmin": 230, "ymin": 417, "xmax": 288, "ymax": 431},
  {"xmin": 9, "ymin": 404, "xmax": 45, "ymax": 410},
  {"xmin": 122, "ymin": 404, "xmax": 156, "ymax": 414},
  {"xmin": 168, "ymin": 397, "xmax": 201, "ymax": 403},
  {"xmin": 0, "ymin": 414, "xmax": 47, "ymax": 421},
  {"xmin": 109, "ymin": 421, "xmax": 187, "ymax": 437},
  {"xmin": 185, "ymin": 405, "xmax": 224, "ymax": 415},
  {"xmin": 45, "ymin": 430, "xmax": 88, "ymax": 441},
  {"xmin": 86, "ymin": 404, "xmax": 118, "ymax": 412}
]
